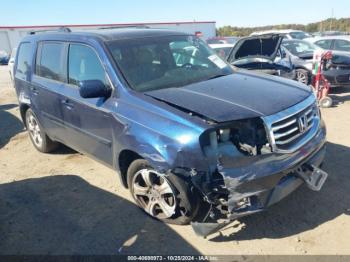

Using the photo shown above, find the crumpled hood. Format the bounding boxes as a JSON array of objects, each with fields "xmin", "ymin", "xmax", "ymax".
[{"xmin": 145, "ymin": 71, "xmax": 311, "ymax": 123}]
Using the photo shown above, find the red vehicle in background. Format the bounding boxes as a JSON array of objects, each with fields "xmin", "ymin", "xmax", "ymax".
[{"xmin": 312, "ymin": 50, "xmax": 333, "ymax": 108}]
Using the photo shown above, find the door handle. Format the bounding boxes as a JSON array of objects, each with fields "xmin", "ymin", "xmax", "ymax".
[{"xmin": 61, "ymin": 99, "xmax": 74, "ymax": 109}]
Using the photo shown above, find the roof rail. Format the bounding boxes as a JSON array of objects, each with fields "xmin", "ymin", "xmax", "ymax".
[
  {"xmin": 29, "ymin": 27, "xmax": 71, "ymax": 35},
  {"xmin": 98, "ymin": 25, "xmax": 150, "ymax": 30}
]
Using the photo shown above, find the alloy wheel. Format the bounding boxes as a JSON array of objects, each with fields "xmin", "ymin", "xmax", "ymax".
[
  {"xmin": 27, "ymin": 112, "xmax": 43, "ymax": 148},
  {"xmin": 131, "ymin": 169, "xmax": 176, "ymax": 219},
  {"xmin": 296, "ymin": 71, "xmax": 308, "ymax": 84}
]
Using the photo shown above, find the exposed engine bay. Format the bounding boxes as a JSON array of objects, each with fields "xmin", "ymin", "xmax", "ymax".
[
  {"xmin": 187, "ymin": 118, "xmax": 274, "ymax": 235},
  {"xmin": 201, "ymin": 118, "xmax": 271, "ymax": 159},
  {"xmin": 235, "ymin": 62, "xmax": 294, "ymax": 76}
]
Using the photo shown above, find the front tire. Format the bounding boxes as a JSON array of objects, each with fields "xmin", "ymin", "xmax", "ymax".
[
  {"xmin": 127, "ymin": 159, "xmax": 199, "ymax": 225},
  {"xmin": 296, "ymin": 69, "xmax": 310, "ymax": 85},
  {"xmin": 25, "ymin": 109, "xmax": 58, "ymax": 153}
]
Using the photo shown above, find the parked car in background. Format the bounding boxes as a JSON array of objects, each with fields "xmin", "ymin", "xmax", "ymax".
[
  {"xmin": 208, "ymin": 43, "xmax": 234, "ymax": 59},
  {"xmin": 0, "ymin": 50, "xmax": 10, "ymax": 65},
  {"xmin": 306, "ymin": 36, "xmax": 350, "ymax": 53},
  {"xmin": 312, "ymin": 31, "xmax": 344, "ymax": 37},
  {"xmin": 251, "ymin": 29, "xmax": 311, "ymax": 40},
  {"xmin": 14, "ymin": 28, "xmax": 328, "ymax": 237},
  {"xmin": 282, "ymin": 39, "xmax": 350, "ymax": 87},
  {"xmin": 217, "ymin": 34, "xmax": 295, "ymax": 80},
  {"xmin": 8, "ymin": 48, "xmax": 17, "ymax": 82},
  {"xmin": 206, "ymin": 36, "xmax": 239, "ymax": 45}
]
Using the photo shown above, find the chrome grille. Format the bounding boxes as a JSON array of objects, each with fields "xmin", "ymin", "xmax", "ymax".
[{"xmin": 263, "ymin": 95, "xmax": 320, "ymax": 153}]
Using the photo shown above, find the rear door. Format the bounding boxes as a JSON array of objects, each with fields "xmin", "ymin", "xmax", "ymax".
[
  {"xmin": 59, "ymin": 43, "xmax": 113, "ymax": 165},
  {"xmin": 31, "ymin": 41, "xmax": 67, "ymax": 141}
]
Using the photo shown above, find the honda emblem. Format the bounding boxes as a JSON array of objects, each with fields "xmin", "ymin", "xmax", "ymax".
[{"xmin": 298, "ymin": 114, "xmax": 308, "ymax": 133}]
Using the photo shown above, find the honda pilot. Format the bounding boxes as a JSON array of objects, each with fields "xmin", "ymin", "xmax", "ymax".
[{"xmin": 14, "ymin": 28, "xmax": 328, "ymax": 236}]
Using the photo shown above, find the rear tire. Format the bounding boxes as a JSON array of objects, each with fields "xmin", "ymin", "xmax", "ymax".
[
  {"xmin": 127, "ymin": 159, "xmax": 200, "ymax": 225},
  {"xmin": 25, "ymin": 108, "xmax": 59, "ymax": 153}
]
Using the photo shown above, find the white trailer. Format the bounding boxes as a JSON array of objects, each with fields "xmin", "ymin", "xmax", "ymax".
[{"xmin": 0, "ymin": 21, "xmax": 216, "ymax": 53}]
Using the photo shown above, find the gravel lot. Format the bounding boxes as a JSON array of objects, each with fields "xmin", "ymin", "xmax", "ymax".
[{"xmin": 0, "ymin": 65, "xmax": 349, "ymax": 255}]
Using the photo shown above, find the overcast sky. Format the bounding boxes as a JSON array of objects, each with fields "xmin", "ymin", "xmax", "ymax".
[{"xmin": 1, "ymin": 0, "xmax": 349, "ymax": 27}]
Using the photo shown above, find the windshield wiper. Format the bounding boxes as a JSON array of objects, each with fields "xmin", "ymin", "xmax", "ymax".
[{"xmin": 207, "ymin": 74, "xmax": 229, "ymax": 80}]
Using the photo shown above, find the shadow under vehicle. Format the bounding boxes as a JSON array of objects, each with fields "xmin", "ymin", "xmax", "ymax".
[
  {"xmin": 0, "ymin": 104, "xmax": 24, "ymax": 149},
  {"xmin": 0, "ymin": 175, "xmax": 200, "ymax": 255}
]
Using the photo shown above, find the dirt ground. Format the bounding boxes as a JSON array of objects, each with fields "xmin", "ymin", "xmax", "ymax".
[{"xmin": 0, "ymin": 65, "xmax": 349, "ymax": 255}]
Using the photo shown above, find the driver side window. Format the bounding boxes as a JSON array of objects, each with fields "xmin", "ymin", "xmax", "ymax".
[{"xmin": 68, "ymin": 44, "xmax": 108, "ymax": 86}]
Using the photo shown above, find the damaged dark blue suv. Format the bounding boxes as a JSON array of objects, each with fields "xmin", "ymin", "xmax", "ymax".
[{"xmin": 14, "ymin": 28, "xmax": 328, "ymax": 237}]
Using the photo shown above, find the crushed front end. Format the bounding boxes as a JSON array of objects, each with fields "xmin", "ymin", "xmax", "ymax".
[{"xmin": 190, "ymin": 95, "xmax": 328, "ymax": 237}]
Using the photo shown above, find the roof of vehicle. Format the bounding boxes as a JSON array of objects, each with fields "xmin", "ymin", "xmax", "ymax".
[
  {"xmin": 305, "ymin": 35, "xmax": 350, "ymax": 42},
  {"xmin": 250, "ymin": 29, "xmax": 304, "ymax": 36},
  {"xmin": 282, "ymin": 39, "xmax": 320, "ymax": 48},
  {"xmin": 208, "ymin": 36, "xmax": 238, "ymax": 39},
  {"xmin": 21, "ymin": 28, "xmax": 191, "ymax": 42},
  {"xmin": 209, "ymin": 44, "xmax": 235, "ymax": 49},
  {"xmin": 282, "ymin": 39, "xmax": 309, "ymax": 43}
]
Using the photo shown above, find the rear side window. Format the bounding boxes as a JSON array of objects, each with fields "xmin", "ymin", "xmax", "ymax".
[
  {"xmin": 315, "ymin": 40, "xmax": 332, "ymax": 50},
  {"xmin": 36, "ymin": 42, "xmax": 66, "ymax": 81},
  {"xmin": 68, "ymin": 44, "xmax": 107, "ymax": 86},
  {"xmin": 334, "ymin": 39, "xmax": 350, "ymax": 52},
  {"xmin": 16, "ymin": 42, "xmax": 32, "ymax": 77}
]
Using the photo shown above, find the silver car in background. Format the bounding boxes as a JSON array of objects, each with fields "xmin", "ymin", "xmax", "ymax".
[
  {"xmin": 8, "ymin": 47, "xmax": 17, "ymax": 84},
  {"xmin": 251, "ymin": 29, "xmax": 311, "ymax": 40},
  {"xmin": 305, "ymin": 35, "xmax": 350, "ymax": 53}
]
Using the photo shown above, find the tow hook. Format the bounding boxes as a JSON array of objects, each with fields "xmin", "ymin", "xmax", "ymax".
[{"xmin": 296, "ymin": 164, "xmax": 328, "ymax": 191}]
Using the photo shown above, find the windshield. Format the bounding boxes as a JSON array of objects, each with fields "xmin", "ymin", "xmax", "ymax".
[
  {"xmin": 107, "ymin": 35, "xmax": 233, "ymax": 92},
  {"xmin": 282, "ymin": 40, "xmax": 319, "ymax": 57},
  {"xmin": 289, "ymin": 31, "xmax": 310, "ymax": 40}
]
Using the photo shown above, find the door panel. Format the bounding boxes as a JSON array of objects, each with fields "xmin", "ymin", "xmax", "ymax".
[
  {"xmin": 59, "ymin": 43, "xmax": 114, "ymax": 166},
  {"xmin": 30, "ymin": 76, "xmax": 66, "ymax": 140},
  {"xmin": 60, "ymin": 85, "xmax": 113, "ymax": 165}
]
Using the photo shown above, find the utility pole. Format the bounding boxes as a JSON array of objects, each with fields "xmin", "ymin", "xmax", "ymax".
[{"xmin": 330, "ymin": 8, "xmax": 334, "ymax": 31}]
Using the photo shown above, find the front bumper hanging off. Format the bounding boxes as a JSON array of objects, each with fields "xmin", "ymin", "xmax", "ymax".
[{"xmin": 191, "ymin": 139, "xmax": 327, "ymax": 238}]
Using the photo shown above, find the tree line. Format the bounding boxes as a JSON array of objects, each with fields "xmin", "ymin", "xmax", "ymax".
[{"xmin": 217, "ymin": 18, "xmax": 350, "ymax": 36}]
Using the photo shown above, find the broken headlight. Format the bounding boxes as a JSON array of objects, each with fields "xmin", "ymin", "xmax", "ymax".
[{"xmin": 201, "ymin": 118, "xmax": 272, "ymax": 159}]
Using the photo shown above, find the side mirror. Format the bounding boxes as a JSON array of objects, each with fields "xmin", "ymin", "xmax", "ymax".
[{"xmin": 79, "ymin": 80, "xmax": 111, "ymax": 99}]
